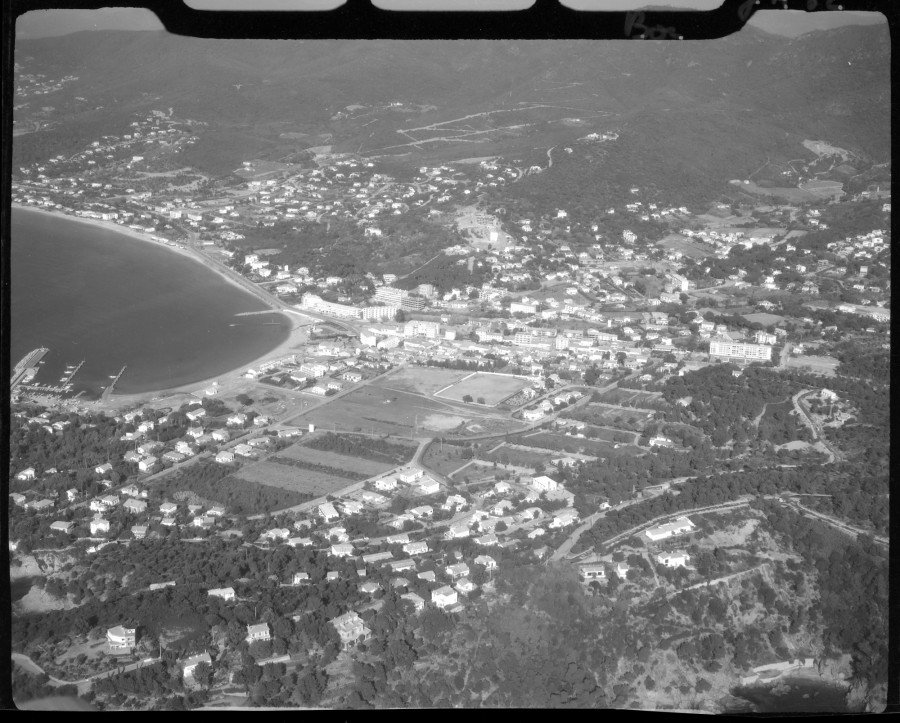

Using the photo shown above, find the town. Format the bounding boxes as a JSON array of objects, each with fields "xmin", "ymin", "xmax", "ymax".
[{"xmin": 10, "ymin": 37, "xmax": 890, "ymax": 714}]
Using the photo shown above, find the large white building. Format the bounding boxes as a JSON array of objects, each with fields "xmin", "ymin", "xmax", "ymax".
[
  {"xmin": 709, "ymin": 339, "xmax": 772, "ymax": 362},
  {"xmin": 645, "ymin": 516, "xmax": 695, "ymax": 542}
]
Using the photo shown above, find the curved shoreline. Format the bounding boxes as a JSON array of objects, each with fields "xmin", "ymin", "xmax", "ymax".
[{"xmin": 13, "ymin": 203, "xmax": 317, "ymax": 410}]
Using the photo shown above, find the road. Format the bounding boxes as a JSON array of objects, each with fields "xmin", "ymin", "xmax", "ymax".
[
  {"xmin": 551, "ymin": 476, "xmax": 695, "ymax": 562},
  {"xmin": 11, "ymin": 652, "xmax": 161, "ymax": 695},
  {"xmin": 790, "ymin": 390, "xmax": 839, "ymax": 463},
  {"xmin": 781, "ymin": 498, "xmax": 888, "ymax": 547}
]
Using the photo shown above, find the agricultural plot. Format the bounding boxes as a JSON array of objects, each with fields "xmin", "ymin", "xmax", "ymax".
[
  {"xmin": 276, "ymin": 443, "xmax": 398, "ymax": 477},
  {"xmin": 433, "ymin": 372, "xmax": 532, "ymax": 406},
  {"xmin": 514, "ymin": 432, "xmax": 645, "ymax": 458},
  {"xmin": 568, "ymin": 403, "xmax": 653, "ymax": 431},
  {"xmin": 657, "ymin": 234, "xmax": 714, "ymax": 260},
  {"xmin": 235, "ymin": 460, "xmax": 356, "ymax": 496},
  {"xmin": 593, "ymin": 389, "xmax": 664, "ymax": 408},
  {"xmin": 481, "ymin": 443, "xmax": 558, "ymax": 468}
]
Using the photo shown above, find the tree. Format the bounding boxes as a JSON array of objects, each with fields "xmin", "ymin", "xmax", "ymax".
[
  {"xmin": 395, "ymin": 310, "xmax": 407, "ymax": 323},
  {"xmin": 462, "ymin": 395, "xmax": 473, "ymax": 403}
]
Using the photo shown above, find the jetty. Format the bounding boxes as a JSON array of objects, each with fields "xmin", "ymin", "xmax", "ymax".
[{"xmin": 101, "ymin": 365, "xmax": 128, "ymax": 401}]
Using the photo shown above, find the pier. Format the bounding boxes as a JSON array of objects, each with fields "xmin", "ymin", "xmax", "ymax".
[
  {"xmin": 101, "ymin": 365, "xmax": 128, "ymax": 401},
  {"xmin": 59, "ymin": 359, "xmax": 85, "ymax": 386}
]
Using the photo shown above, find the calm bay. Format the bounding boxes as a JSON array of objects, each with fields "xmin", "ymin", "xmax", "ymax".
[{"xmin": 11, "ymin": 208, "xmax": 291, "ymax": 399}]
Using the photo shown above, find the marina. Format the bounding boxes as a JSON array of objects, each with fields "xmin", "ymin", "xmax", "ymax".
[{"xmin": 10, "ymin": 347, "xmax": 49, "ymax": 389}]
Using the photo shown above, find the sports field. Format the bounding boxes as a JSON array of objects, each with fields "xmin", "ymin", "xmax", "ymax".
[
  {"xmin": 293, "ymin": 384, "xmax": 475, "ymax": 437},
  {"xmin": 433, "ymin": 372, "xmax": 532, "ymax": 406},
  {"xmin": 377, "ymin": 366, "xmax": 470, "ymax": 396}
]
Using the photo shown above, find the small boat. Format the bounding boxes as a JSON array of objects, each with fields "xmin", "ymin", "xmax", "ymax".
[{"xmin": 109, "ymin": 375, "xmax": 117, "ymax": 379}]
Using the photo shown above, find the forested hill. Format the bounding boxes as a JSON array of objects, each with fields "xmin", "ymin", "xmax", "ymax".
[{"xmin": 14, "ymin": 24, "xmax": 890, "ymax": 177}]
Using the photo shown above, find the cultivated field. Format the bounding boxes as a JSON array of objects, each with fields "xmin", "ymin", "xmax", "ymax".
[
  {"xmin": 376, "ymin": 366, "xmax": 470, "ymax": 396},
  {"xmin": 276, "ymin": 443, "xmax": 399, "ymax": 476},
  {"xmin": 594, "ymin": 389, "xmax": 664, "ymax": 408},
  {"xmin": 235, "ymin": 460, "xmax": 356, "ymax": 496},
  {"xmin": 569, "ymin": 403, "xmax": 654, "ymax": 430},
  {"xmin": 433, "ymin": 372, "xmax": 532, "ymax": 406},
  {"xmin": 481, "ymin": 443, "xmax": 558, "ymax": 468},
  {"xmin": 514, "ymin": 431, "xmax": 645, "ymax": 457}
]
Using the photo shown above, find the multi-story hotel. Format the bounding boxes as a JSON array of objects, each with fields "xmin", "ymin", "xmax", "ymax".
[{"xmin": 709, "ymin": 338, "xmax": 772, "ymax": 361}]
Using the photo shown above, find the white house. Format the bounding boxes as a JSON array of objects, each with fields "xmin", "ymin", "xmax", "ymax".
[
  {"xmin": 208, "ymin": 587, "xmax": 236, "ymax": 602},
  {"xmin": 90, "ymin": 517, "xmax": 110, "ymax": 535},
  {"xmin": 579, "ymin": 563, "xmax": 606, "ymax": 582},
  {"xmin": 319, "ymin": 502, "xmax": 340, "ymax": 523},
  {"xmin": 403, "ymin": 540, "xmax": 429, "ymax": 556},
  {"xmin": 431, "ymin": 585, "xmax": 459, "ymax": 609},
  {"xmin": 657, "ymin": 551, "xmax": 690, "ymax": 568},
  {"xmin": 246, "ymin": 623, "xmax": 271, "ymax": 642},
  {"xmin": 645, "ymin": 516, "xmax": 695, "ymax": 542},
  {"xmin": 474, "ymin": 554, "xmax": 497, "ymax": 570},
  {"xmin": 182, "ymin": 652, "xmax": 212, "ymax": 680},
  {"xmin": 532, "ymin": 475, "xmax": 560, "ymax": 492},
  {"xmin": 107, "ymin": 625, "xmax": 136, "ymax": 652},
  {"xmin": 550, "ymin": 508, "xmax": 579, "ymax": 529}
]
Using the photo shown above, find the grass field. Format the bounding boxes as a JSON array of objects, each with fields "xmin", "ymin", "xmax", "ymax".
[
  {"xmin": 235, "ymin": 460, "xmax": 356, "ymax": 496},
  {"xmin": 294, "ymin": 384, "xmax": 475, "ymax": 436},
  {"xmin": 657, "ymin": 234, "xmax": 715, "ymax": 260},
  {"xmin": 785, "ymin": 355, "xmax": 839, "ymax": 376},
  {"xmin": 376, "ymin": 367, "xmax": 470, "ymax": 396},
  {"xmin": 433, "ymin": 372, "xmax": 532, "ymax": 406}
]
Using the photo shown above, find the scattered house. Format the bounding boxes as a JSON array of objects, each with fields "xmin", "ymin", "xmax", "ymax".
[
  {"xmin": 442, "ymin": 494, "xmax": 467, "ymax": 511},
  {"xmin": 418, "ymin": 477, "xmax": 440, "ymax": 495},
  {"xmin": 403, "ymin": 540, "xmax": 429, "ymax": 556},
  {"xmin": 431, "ymin": 585, "xmax": 459, "ymax": 609},
  {"xmin": 326, "ymin": 571, "xmax": 340, "ymax": 582},
  {"xmin": 476, "ymin": 533, "xmax": 499, "ymax": 546},
  {"xmin": 246, "ymin": 623, "xmax": 271, "ymax": 642},
  {"xmin": 401, "ymin": 591, "xmax": 426, "ymax": 612},
  {"xmin": 360, "ymin": 581, "xmax": 381, "ymax": 595},
  {"xmin": 292, "ymin": 572, "xmax": 310, "ymax": 585},
  {"xmin": 207, "ymin": 506, "xmax": 226, "ymax": 517},
  {"xmin": 331, "ymin": 543, "xmax": 355, "ymax": 557},
  {"xmin": 182, "ymin": 652, "xmax": 212, "ymax": 680},
  {"xmin": 330, "ymin": 611, "xmax": 372, "ymax": 649},
  {"xmin": 445, "ymin": 523, "xmax": 471, "ymax": 540},
  {"xmin": 417, "ymin": 570, "xmax": 436, "ymax": 583},
  {"xmin": 408, "ymin": 505, "xmax": 434, "ymax": 519},
  {"xmin": 262, "ymin": 528, "xmax": 290, "ymax": 543},
  {"xmin": 131, "ymin": 525, "xmax": 149, "ymax": 540},
  {"xmin": 387, "ymin": 532, "xmax": 410, "ymax": 545},
  {"xmin": 491, "ymin": 500, "xmax": 514, "ymax": 516},
  {"xmin": 341, "ymin": 499, "xmax": 364, "ymax": 516},
  {"xmin": 527, "ymin": 527, "xmax": 546, "ymax": 539},
  {"xmin": 123, "ymin": 498, "xmax": 148, "ymax": 514},
  {"xmin": 645, "ymin": 516, "xmax": 695, "ymax": 542},
  {"xmin": 107, "ymin": 625, "xmax": 137, "ymax": 652},
  {"xmin": 90, "ymin": 517, "xmax": 110, "ymax": 535},
  {"xmin": 138, "ymin": 456, "xmax": 158, "ymax": 473},
  {"xmin": 374, "ymin": 477, "xmax": 399, "ymax": 492},
  {"xmin": 27, "ymin": 498, "xmax": 55, "ymax": 512},
  {"xmin": 616, "ymin": 561, "xmax": 630, "ymax": 577},
  {"xmin": 208, "ymin": 587, "xmax": 236, "ymax": 602},
  {"xmin": 215, "ymin": 451, "xmax": 235, "ymax": 464},
  {"xmin": 579, "ymin": 563, "xmax": 606, "ymax": 582},
  {"xmin": 193, "ymin": 516, "xmax": 215, "ymax": 529},
  {"xmin": 550, "ymin": 508, "xmax": 579, "ymax": 529},
  {"xmin": 455, "ymin": 577, "xmax": 477, "ymax": 595},
  {"xmin": 15, "ymin": 467, "xmax": 36, "ymax": 481},
  {"xmin": 362, "ymin": 551, "xmax": 393, "ymax": 564},
  {"xmin": 65, "ymin": 488, "xmax": 80, "ymax": 503},
  {"xmin": 446, "ymin": 562, "xmax": 470, "ymax": 579},
  {"xmin": 532, "ymin": 475, "xmax": 560, "ymax": 492},
  {"xmin": 474, "ymin": 554, "xmax": 497, "ymax": 571},
  {"xmin": 94, "ymin": 463, "xmax": 113, "ymax": 476},
  {"xmin": 49, "ymin": 520, "xmax": 75, "ymax": 534},
  {"xmin": 398, "ymin": 469, "xmax": 424, "ymax": 484},
  {"xmin": 657, "ymin": 552, "xmax": 690, "ymax": 568},
  {"xmin": 389, "ymin": 558, "xmax": 416, "ymax": 573},
  {"xmin": 288, "ymin": 536, "xmax": 313, "ymax": 548},
  {"xmin": 10, "ymin": 493, "xmax": 26, "ymax": 507},
  {"xmin": 318, "ymin": 502, "xmax": 340, "ymax": 523}
]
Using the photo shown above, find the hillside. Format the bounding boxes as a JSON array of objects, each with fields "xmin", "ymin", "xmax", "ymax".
[{"xmin": 14, "ymin": 25, "xmax": 890, "ymax": 183}]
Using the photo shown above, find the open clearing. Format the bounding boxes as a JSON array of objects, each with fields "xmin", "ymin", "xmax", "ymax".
[
  {"xmin": 433, "ymin": 372, "xmax": 532, "ymax": 406},
  {"xmin": 235, "ymin": 461, "xmax": 356, "ymax": 496},
  {"xmin": 785, "ymin": 355, "xmax": 839, "ymax": 376}
]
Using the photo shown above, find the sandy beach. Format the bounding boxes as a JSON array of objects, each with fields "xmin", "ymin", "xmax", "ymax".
[{"xmin": 13, "ymin": 202, "xmax": 325, "ymax": 412}]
